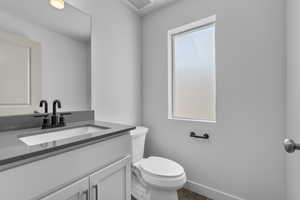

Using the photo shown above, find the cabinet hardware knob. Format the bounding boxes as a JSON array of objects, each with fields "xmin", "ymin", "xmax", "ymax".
[{"xmin": 284, "ymin": 138, "xmax": 300, "ymax": 153}]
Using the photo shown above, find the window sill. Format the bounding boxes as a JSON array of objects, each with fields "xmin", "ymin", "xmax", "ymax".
[{"xmin": 168, "ymin": 117, "xmax": 216, "ymax": 123}]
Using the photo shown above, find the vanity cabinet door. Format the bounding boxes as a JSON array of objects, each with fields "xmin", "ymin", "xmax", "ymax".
[
  {"xmin": 41, "ymin": 177, "xmax": 89, "ymax": 200},
  {"xmin": 90, "ymin": 156, "xmax": 131, "ymax": 200}
]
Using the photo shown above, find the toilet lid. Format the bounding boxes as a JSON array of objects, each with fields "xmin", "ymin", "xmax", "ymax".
[{"xmin": 140, "ymin": 157, "xmax": 184, "ymax": 177}]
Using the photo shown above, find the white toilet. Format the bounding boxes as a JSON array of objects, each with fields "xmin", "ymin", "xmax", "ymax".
[{"xmin": 130, "ymin": 127, "xmax": 186, "ymax": 200}]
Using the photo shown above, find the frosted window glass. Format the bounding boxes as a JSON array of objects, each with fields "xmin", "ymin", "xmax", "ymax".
[{"xmin": 172, "ymin": 24, "xmax": 216, "ymax": 121}]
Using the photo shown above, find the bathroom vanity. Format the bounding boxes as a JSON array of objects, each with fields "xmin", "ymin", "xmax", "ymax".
[{"xmin": 0, "ymin": 120, "xmax": 135, "ymax": 200}]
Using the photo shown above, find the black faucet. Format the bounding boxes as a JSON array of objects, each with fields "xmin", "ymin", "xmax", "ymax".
[
  {"xmin": 35, "ymin": 100, "xmax": 71, "ymax": 129},
  {"xmin": 51, "ymin": 100, "xmax": 62, "ymax": 127},
  {"xmin": 35, "ymin": 100, "xmax": 51, "ymax": 129},
  {"xmin": 39, "ymin": 100, "xmax": 48, "ymax": 113}
]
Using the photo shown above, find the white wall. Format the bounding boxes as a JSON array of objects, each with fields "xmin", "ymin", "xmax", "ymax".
[
  {"xmin": 286, "ymin": 1, "xmax": 300, "ymax": 200},
  {"xmin": 67, "ymin": 0, "xmax": 142, "ymax": 126},
  {"xmin": 0, "ymin": 9, "xmax": 91, "ymax": 112},
  {"xmin": 142, "ymin": 0, "xmax": 285, "ymax": 199},
  {"xmin": 42, "ymin": 0, "xmax": 286, "ymax": 199}
]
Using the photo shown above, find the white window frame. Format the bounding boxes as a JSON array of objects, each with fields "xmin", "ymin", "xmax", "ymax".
[{"xmin": 167, "ymin": 15, "xmax": 216, "ymax": 123}]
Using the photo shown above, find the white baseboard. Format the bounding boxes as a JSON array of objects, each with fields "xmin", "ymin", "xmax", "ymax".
[{"xmin": 184, "ymin": 180, "xmax": 246, "ymax": 200}]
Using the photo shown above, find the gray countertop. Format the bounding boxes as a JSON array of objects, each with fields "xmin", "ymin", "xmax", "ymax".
[{"xmin": 0, "ymin": 120, "xmax": 135, "ymax": 171}]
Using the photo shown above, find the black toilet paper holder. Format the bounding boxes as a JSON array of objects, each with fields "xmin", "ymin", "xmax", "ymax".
[{"xmin": 190, "ymin": 131, "xmax": 210, "ymax": 139}]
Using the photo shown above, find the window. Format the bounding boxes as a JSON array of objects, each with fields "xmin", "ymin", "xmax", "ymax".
[{"xmin": 168, "ymin": 16, "xmax": 216, "ymax": 122}]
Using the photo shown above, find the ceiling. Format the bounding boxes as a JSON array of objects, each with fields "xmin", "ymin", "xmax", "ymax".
[
  {"xmin": 0, "ymin": 0, "xmax": 91, "ymax": 43},
  {"xmin": 0, "ymin": 0, "xmax": 178, "ymax": 42},
  {"xmin": 124, "ymin": 0, "xmax": 179, "ymax": 15}
]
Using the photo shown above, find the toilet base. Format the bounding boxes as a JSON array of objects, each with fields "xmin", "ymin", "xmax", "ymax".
[
  {"xmin": 132, "ymin": 189, "xmax": 178, "ymax": 200},
  {"xmin": 149, "ymin": 188, "xmax": 178, "ymax": 200},
  {"xmin": 132, "ymin": 174, "xmax": 179, "ymax": 200}
]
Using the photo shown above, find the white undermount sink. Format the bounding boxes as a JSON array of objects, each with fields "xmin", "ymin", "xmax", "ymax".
[{"xmin": 19, "ymin": 125, "xmax": 109, "ymax": 146}]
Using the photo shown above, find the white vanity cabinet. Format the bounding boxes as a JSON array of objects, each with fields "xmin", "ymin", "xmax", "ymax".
[
  {"xmin": 41, "ymin": 157, "xmax": 131, "ymax": 200},
  {"xmin": 0, "ymin": 133, "xmax": 132, "ymax": 200},
  {"xmin": 89, "ymin": 156, "xmax": 131, "ymax": 200},
  {"xmin": 41, "ymin": 177, "xmax": 89, "ymax": 200}
]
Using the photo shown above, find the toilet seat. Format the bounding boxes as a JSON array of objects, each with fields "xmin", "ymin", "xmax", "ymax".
[
  {"xmin": 137, "ymin": 157, "xmax": 186, "ymax": 189},
  {"xmin": 140, "ymin": 157, "xmax": 184, "ymax": 177}
]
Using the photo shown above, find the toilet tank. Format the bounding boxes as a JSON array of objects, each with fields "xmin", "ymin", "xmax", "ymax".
[{"xmin": 130, "ymin": 126, "xmax": 149, "ymax": 163}]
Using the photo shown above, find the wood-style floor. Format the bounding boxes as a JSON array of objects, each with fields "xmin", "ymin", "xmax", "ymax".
[
  {"xmin": 132, "ymin": 189, "xmax": 209, "ymax": 200},
  {"xmin": 178, "ymin": 189, "xmax": 209, "ymax": 200}
]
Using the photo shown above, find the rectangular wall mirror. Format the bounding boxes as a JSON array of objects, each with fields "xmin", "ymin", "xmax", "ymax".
[{"xmin": 0, "ymin": 0, "xmax": 92, "ymax": 116}]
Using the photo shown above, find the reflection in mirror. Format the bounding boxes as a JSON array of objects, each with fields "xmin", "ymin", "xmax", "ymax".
[{"xmin": 0, "ymin": 0, "xmax": 91, "ymax": 116}]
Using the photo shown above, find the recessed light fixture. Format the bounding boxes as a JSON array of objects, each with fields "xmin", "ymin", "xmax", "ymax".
[{"xmin": 49, "ymin": 0, "xmax": 64, "ymax": 10}]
